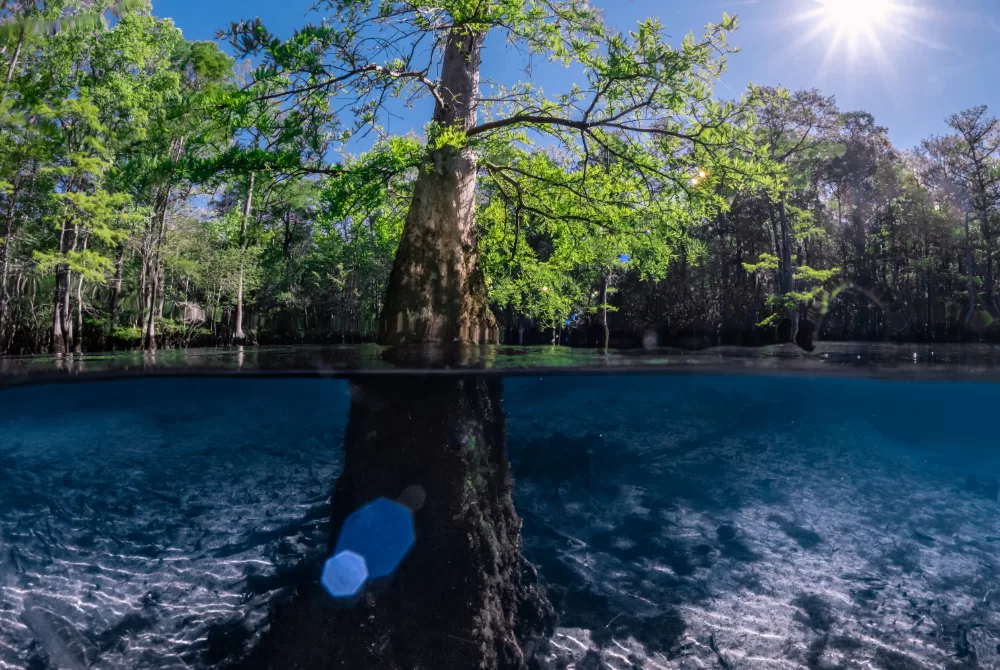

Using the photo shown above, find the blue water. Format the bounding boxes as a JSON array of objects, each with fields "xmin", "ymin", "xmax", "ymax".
[{"xmin": 1, "ymin": 375, "xmax": 999, "ymax": 669}]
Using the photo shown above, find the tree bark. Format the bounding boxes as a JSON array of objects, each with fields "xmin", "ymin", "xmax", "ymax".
[
  {"xmin": 234, "ymin": 172, "xmax": 254, "ymax": 343},
  {"xmin": 63, "ymin": 224, "xmax": 80, "ymax": 352},
  {"xmin": 104, "ymin": 243, "xmax": 126, "ymax": 348},
  {"xmin": 767, "ymin": 197, "xmax": 798, "ymax": 341},
  {"xmin": 52, "ymin": 268, "xmax": 68, "ymax": 355},
  {"xmin": 986, "ymin": 240, "xmax": 996, "ymax": 313},
  {"xmin": 73, "ymin": 275, "xmax": 84, "ymax": 353}
]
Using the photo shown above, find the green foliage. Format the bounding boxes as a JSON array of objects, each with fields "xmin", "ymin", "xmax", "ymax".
[
  {"xmin": 2, "ymin": 0, "xmax": 983, "ymax": 354},
  {"xmin": 0, "ymin": 1, "xmax": 149, "ymax": 42}
]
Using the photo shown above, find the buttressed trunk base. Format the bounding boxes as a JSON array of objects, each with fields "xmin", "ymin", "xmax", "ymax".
[{"xmin": 380, "ymin": 147, "xmax": 497, "ymax": 345}]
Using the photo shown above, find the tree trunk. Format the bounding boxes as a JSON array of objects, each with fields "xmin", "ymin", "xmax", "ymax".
[
  {"xmin": 144, "ymin": 270, "xmax": 159, "ymax": 350},
  {"xmin": 234, "ymin": 172, "xmax": 254, "ymax": 343},
  {"xmin": 144, "ymin": 136, "xmax": 185, "ymax": 351},
  {"xmin": 777, "ymin": 198, "xmax": 799, "ymax": 339},
  {"xmin": 73, "ymin": 274, "xmax": 84, "ymax": 354},
  {"xmin": 380, "ymin": 30, "xmax": 495, "ymax": 345},
  {"xmin": 1, "ymin": 25, "xmax": 24, "ymax": 101},
  {"xmin": 600, "ymin": 273, "xmax": 610, "ymax": 349},
  {"xmin": 986, "ymin": 240, "xmax": 996, "ymax": 313},
  {"xmin": 52, "ymin": 266, "xmax": 68, "ymax": 354},
  {"xmin": 778, "ymin": 199, "xmax": 794, "ymax": 294},
  {"xmin": 0, "ymin": 172, "xmax": 20, "ymax": 345},
  {"xmin": 73, "ymin": 235, "xmax": 88, "ymax": 354},
  {"xmin": 248, "ymin": 376, "xmax": 553, "ymax": 670},
  {"xmin": 965, "ymin": 211, "xmax": 976, "ymax": 327},
  {"xmin": 51, "ymin": 218, "xmax": 71, "ymax": 354},
  {"xmin": 108, "ymin": 244, "xmax": 125, "ymax": 326},
  {"xmin": 283, "ymin": 211, "xmax": 293, "ymax": 263},
  {"xmin": 248, "ymin": 27, "xmax": 552, "ymax": 670}
]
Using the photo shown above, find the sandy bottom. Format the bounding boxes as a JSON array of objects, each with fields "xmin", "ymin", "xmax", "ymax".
[
  {"xmin": 507, "ymin": 376, "xmax": 1000, "ymax": 670},
  {"xmin": 0, "ymin": 374, "xmax": 998, "ymax": 669}
]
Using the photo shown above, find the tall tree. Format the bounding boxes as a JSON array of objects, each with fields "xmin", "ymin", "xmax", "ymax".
[
  {"xmin": 942, "ymin": 106, "xmax": 1000, "ymax": 312},
  {"xmin": 755, "ymin": 87, "xmax": 838, "ymax": 335},
  {"xmin": 227, "ymin": 2, "xmax": 765, "ymax": 668}
]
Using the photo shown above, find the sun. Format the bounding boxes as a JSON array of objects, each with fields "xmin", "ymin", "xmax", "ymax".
[
  {"xmin": 816, "ymin": 0, "xmax": 897, "ymax": 40},
  {"xmin": 787, "ymin": 0, "xmax": 925, "ymax": 72}
]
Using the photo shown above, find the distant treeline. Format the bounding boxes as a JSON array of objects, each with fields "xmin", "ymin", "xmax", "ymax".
[{"xmin": 1, "ymin": 2, "xmax": 998, "ymax": 355}]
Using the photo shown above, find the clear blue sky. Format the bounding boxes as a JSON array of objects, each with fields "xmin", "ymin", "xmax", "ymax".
[{"xmin": 153, "ymin": 0, "xmax": 1000, "ymax": 150}]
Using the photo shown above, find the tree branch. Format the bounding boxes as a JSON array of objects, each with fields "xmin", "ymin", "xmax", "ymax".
[{"xmin": 249, "ymin": 63, "xmax": 445, "ymax": 109}]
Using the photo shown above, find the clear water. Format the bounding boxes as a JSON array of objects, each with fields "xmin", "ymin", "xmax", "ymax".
[{"xmin": 1, "ymin": 368, "xmax": 999, "ymax": 669}]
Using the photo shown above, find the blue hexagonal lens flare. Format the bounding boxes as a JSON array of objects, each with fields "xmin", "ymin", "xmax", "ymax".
[
  {"xmin": 334, "ymin": 497, "xmax": 415, "ymax": 580},
  {"xmin": 321, "ymin": 550, "xmax": 369, "ymax": 599}
]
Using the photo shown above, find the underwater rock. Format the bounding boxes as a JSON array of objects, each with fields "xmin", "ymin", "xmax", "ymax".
[
  {"xmin": 767, "ymin": 514, "xmax": 824, "ymax": 549},
  {"xmin": 716, "ymin": 523, "xmax": 758, "ymax": 562},
  {"xmin": 792, "ymin": 594, "xmax": 836, "ymax": 633},
  {"xmin": 95, "ymin": 612, "xmax": 154, "ymax": 652},
  {"xmin": 20, "ymin": 604, "xmax": 97, "ymax": 670},
  {"xmin": 873, "ymin": 648, "xmax": 923, "ymax": 670}
]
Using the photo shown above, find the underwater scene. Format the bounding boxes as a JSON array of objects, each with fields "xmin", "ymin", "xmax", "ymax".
[{"xmin": 1, "ymin": 365, "xmax": 998, "ymax": 670}]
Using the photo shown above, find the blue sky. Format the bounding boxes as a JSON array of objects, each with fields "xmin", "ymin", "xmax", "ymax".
[{"xmin": 153, "ymin": 0, "xmax": 1000, "ymax": 150}]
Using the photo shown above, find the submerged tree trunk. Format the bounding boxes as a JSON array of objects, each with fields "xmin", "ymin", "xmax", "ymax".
[
  {"xmin": 248, "ymin": 27, "xmax": 552, "ymax": 670},
  {"xmin": 249, "ymin": 376, "xmax": 553, "ymax": 670}
]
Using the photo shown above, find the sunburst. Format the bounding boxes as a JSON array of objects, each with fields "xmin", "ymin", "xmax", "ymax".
[
  {"xmin": 815, "ymin": 0, "xmax": 898, "ymax": 41},
  {"xmin": 786, "ymin": 0, "xmax": 929, "ymax": 75}
]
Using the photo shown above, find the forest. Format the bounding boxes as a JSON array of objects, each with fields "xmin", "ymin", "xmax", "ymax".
[{"xmin": 1, "ymin": 0, "xmax": 998, "ymax": 355}]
